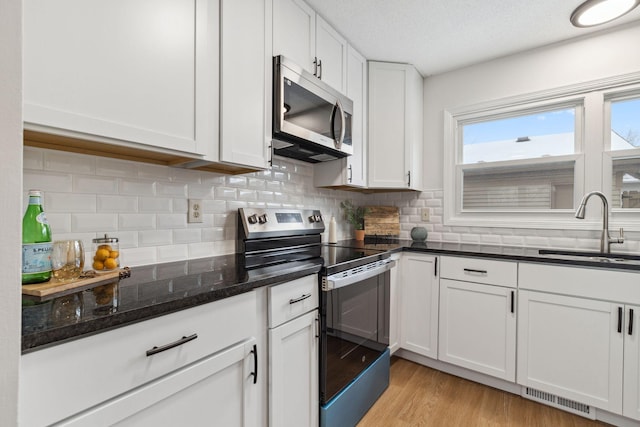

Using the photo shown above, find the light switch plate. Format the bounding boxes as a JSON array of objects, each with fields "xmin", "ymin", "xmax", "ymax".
[
  {"xmin": 421, "ymin": 208, "xmax": 430, "ymax": 222},
  {"xmin": 188, "ymin": 199, "xmax": 203, "ymax": 223}
]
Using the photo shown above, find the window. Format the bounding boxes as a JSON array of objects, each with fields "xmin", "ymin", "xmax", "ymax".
[
  {"xmin": 460, "ymin": 107, "xmax": 577, "ymax": 210},
  {"xmin": 608, "ymin": 94, "xmax": 640, "ymax": 209},
  {"xmin": 445, "ymin": 77, "xmax": 640, "ymax": 229}
]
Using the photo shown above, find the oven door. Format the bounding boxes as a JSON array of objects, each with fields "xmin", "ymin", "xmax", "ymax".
[{"xmin": 319, "ymin": 268, "xmax": 391, "ymax": 404}]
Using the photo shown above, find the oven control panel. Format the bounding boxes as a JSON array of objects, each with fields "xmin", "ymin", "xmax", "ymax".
[{"xmin": 238, "ymin": 208, "xmax": 325, "ymax": 239}]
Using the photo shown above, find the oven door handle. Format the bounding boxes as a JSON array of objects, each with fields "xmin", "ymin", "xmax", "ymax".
[{"xmin": 322, "ymin": 259, "xmax": 396, "ymax": 290}]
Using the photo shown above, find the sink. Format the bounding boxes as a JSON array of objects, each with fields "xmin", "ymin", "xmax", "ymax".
[{"xmin": 538, "ymin": 249, "xmax": 640, "ymax": 265}]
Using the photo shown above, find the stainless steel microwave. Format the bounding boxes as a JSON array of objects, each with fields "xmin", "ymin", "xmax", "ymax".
[{"xmin": 272, "ymin": 55, "xmax": 353, "ymax": 163}]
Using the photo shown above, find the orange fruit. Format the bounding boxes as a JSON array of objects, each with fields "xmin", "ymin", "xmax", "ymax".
[
  {"xmin": 98, "ymin": 244, "xmax": 112, "ymax": 252},
  {"xmin": 104, "ymin": 258, "xmax": 118, "ymax": 270},
  {"xmin": 95, "ymin": 248, "xmax": 110, "ymax": 261},
  {"xmin": 93, "ymin": 260, "xmax": 105, "ymax": 270},
  {"xmin": 109, "ymin": 250, "xmax": 119, "ymax": 259}
]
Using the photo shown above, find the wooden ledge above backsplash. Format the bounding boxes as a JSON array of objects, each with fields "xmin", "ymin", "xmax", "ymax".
[{"xmin": 23, "ymin": 130, "xmax": 260, "ymax": 175}]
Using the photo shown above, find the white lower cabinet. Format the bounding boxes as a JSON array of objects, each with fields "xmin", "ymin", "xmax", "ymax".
[
  {"xmin": 20, "ymin": 291, "xmax": 259, "ymax": 427},
  {"xmin": 399, "ymin": 254, "xmax": 439, "ymax": 358},
  {"xmin": 438, "ymin": 279, "xmax": 516, "ymax": 381},
  {"xmin": 267, "ymin": 274, "xmax": 319, "ymax": 427},
  {"xmin": 269, "ymin": 310, "xmax": 319, "ymax": 427},
  {"xmin": 517, "ymin": 290, "xmax": 624, "ymax": 414},
  {"xmin": 624, "ymin": 304, "xmax": 640, "ymax": 421},
  {"xmin": 60, "ymin": 339, "xmax": 258, "ymax": 427}
]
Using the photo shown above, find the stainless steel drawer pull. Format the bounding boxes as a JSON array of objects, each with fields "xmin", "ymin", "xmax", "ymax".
[
  {"xmin": 463, "ymin": 268, "xmax": 488, "ymax": 275},
  {"xmin": 289, "ymin": 293, "xmax": 312, "ymax": 304},
  {"xmin": 146, "ymin": 333, "xmax": 198, "ymax": 357}
]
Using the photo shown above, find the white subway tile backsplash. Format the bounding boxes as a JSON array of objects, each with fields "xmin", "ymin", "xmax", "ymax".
[
  {"xmin": 24, "ymin": 171, "xmax": 73, "ymax": 194},
  {"xmin": 23, "ymin": 147, "xmax": 44, "ymax": 170},
  {"xmin": 157, "ymin": 182, "xmax": 188, "ymax": 198},
  {"xmin": 227, "ymin": 176, "xmax": 247, "ymax": 187},
  {"xmin": 74, "ymin": 175, "xmax": 119, "ymax": 194},
  {"xmin": 157, "ymin": 213, "xmax": 187, "ymax": 229},
  {"xmin": 238, "ymin": 189, "xmax": 257, "ymax": 201},
  {"xmin": 97, "ymin": 195, "xmax": 138, "ymax": 213},
  {"xmin": 46, "ymin": 213, "xmax": 72, "ymax": 234},
  {"xmin": 44, "ymin": 150, "xmax": 95, "ymax": 175},
  {"xmin": 119, "ymin": 214, "xmax": 156, "ymax": 230},
  {"xmin": 156, "ymin": 244, "xmax": 189, "ymax": 263},
  {"xmin": 95, "ymin": 157, "xmax": 138, "ymax": 178},
  {"xmin": 173, "ymin": 198, "xmax": 188, "ymax": 213},
  {"xmin": 139, "ymin": 230, "xmax": 173, "ymax": 247},
  {"xmin": 215, "ymin": 187, "xmax": 237, "ymax": 200},
  {"xmin": 139, "ymin": 197, "xmax": 172, "ymax": 213},
  {"xmin": 72, "ymin": 214, "xmax": 118, "ymax": 232},
  {"xmin": 173, "ymin": 228, "xmax": 202, "ymax": 244},
  {"xmin": 122, "ymin": 247, "xmax": 157, "ymax": 267},
  {"xmin": 188, "ymin": 242, "xmax": 216, "ymax": 259},
  {"xmin": 188, "ymin": 184, "xmax": 215, "ymax": 199},
  {"xmin": 202, "ymin": 227, "xmax": 225, "ymax": 241},
  {"xmin": 202, "ymin": 199, "xmax": 226, "ymax": 213},
  {"xmin": 119, "ymin": 179, "xmax": 156, "ymax": 196},
  {"xmin": 47, "ymin": 193, "xmax": 96, "ymax": 213}
]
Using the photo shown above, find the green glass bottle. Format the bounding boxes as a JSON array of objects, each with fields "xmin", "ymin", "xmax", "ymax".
[{"xmin": 22, "ymin": 189, "xmax": 53, "ymax": 284}]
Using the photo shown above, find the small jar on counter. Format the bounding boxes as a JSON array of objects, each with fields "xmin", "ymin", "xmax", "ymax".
[{"xmin": 92, "ymin": 234, "xmax": 120, "ymax": 273}]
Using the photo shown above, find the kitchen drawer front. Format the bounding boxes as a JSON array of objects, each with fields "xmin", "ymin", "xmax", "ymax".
[
  {"xmin": 268, "ymin": 274, "xmax": 319, "ymax": 328},
  {"xmin": 440, "ymin": 256, "xmax": 517, "ymax": 287},
  {"xmin": 20, "ymin": 291, "xmax": 257, "ymax": 427}
]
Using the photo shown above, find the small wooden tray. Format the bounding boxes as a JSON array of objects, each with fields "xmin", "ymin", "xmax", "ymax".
[{"xmin": 22, "ymin": 267, "xmax": 131, "ymax": 301}]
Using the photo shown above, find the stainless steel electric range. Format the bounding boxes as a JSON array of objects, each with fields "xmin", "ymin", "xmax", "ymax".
[{"xmin": 237, "ymin": 208, "xmax": 393, "ymax": 427}]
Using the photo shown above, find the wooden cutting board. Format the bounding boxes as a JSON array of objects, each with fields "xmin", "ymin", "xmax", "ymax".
[
  {"xmin": 22, "ymin": 267, "xmax": 130, "ymax": 301},
  {"xmin": 364, "ymin": 206, "xmax": 400, "ymax": 236}
]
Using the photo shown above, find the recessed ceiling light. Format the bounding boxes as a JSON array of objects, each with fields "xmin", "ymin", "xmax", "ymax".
[{"xmin": 570, "ymin": 0, "xmax": 640, "ymax": 27}]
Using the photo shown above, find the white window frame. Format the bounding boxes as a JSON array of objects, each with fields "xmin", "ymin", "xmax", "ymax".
[
  {"xmin": 444, "ymin": 71, "xmax": 640, "ymax": 230},
  {"xmin": 603, "ymin": 85, "xmax": 640, "ymax": 226}
]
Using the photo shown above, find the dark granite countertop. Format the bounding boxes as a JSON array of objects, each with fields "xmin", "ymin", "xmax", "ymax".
[
  {"xmin": 22, "ymin": 240, "xmax": 640, "ymax": 354},
  {"xmin": 22, "ymin": 254, "xmax": 322, "ymax": 354}
]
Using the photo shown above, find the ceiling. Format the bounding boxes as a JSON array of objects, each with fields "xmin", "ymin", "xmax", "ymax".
[{"xmin": 305, "ymin": 0, "xmax": 640, "ymax": 77}]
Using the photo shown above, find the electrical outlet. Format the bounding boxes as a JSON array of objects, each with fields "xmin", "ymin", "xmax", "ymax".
[
  {"xmin": 188, "ymin": 199, "xmax": 203, "ymax": 223},
  {"xmin": 421, "ymin": 208, "xmax": 430, "ymax": 222}
]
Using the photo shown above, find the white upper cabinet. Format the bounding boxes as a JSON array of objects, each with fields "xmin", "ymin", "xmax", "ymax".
[
  {"xmin": 24, "ymin": 0, "xmax": 271, "ymax": 172},
  {"xmin": 218, "ymin": 0, "xmax": 272, "ymax": 169},
  {"xmin": 24, "ymin": 0, "xmax": 218, "ymax": 158},
  {"xmin": 368, "ymin": 61, "xmax": 424, "ymax": 190},
  {"xmin": 273, "ymin": 0, "xmax": 347, "ymax": 93},
  {"xmin": 314, "ymin": 44, "xmax": 367, "ymax": 188}
]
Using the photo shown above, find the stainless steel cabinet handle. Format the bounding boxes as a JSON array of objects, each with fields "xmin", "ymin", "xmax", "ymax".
[
  {"xmin": 407, "ymin": 170, "xmax": 411, "ymax": 187},
  {"xmin": 618, "ymin": 307, "xmax": 623, "ymax": 334},
  {"xmin": 348, "ymin": 164, "xmax": 353, "ymax": 183},
  {"xmin": 146, "ymin": 333, "xmax": 198, "ymax": 357},
  {"xmin": 318, "ymin": 59, "xmax": 322, "ymax": 79},
  {"xmin": 463, "ymin": 268, "xmax": 488, "ymax": 275},
  {"xmin": 313, "ymin": 57, "xmax": 318, "ymax": 77},
  {"xmin": 289, "ymin": 293, "xmax": 312, "ymax": 304},
  {"xmin": 510, "ymin": 291, "xmax": 515, "ymax": 313},
  {"xmin": 629, "ymin": 308, "xmax": 634, "ymax": 336}
]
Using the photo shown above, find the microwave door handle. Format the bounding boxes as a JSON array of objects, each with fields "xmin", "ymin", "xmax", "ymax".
[{"xmin": 331, "ymin": 100, "xmax": 345, "ymax": 149}]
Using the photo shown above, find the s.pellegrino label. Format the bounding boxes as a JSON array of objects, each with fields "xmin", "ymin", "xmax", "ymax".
[{"xmin": 22, "ymin": 190, "xmax": 53, "ymax": 284}]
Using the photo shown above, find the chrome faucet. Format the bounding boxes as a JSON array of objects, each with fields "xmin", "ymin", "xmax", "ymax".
[{"xmin": 575, "ymin": 191, "xmax": 624, "ymax": 253}]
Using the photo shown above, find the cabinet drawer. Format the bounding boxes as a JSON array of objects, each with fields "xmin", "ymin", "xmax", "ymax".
[
  {"xmin": 268, "ymin": 274, "xmax": 319, "ymax": 328},
  {"xmin": 20, "ymin": 291, "xmax": 257, "ymax": 427},
  {"xmin": 440, "ymin": 256, "xmax": 517, "ymax": 287}
]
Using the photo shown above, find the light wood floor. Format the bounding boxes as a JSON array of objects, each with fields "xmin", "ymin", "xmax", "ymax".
[{"xmin": 358, "ymin": 357, "xmax": 612, "ymax": 427}]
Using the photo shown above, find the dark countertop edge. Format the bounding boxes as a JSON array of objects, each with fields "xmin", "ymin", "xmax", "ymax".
[
  {"xmin": 21, "ymin": 264, "xmax": 321, "ymax": 354},
  {"xmin": 402, "ymin": 245, "xmax": 640, "ymax": 271}
]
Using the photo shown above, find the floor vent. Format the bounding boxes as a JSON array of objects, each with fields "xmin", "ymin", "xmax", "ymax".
[{"xmin": 522, "ymin": 387, "xmax": 596, "ymax": 420}]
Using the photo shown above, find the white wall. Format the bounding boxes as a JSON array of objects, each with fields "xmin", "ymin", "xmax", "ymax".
[
  {"xmin": 423, "ymin": 21, "xmax": 640, "ymax": 188},
  {"xmin": 0, "ymin": 0, "xmax": 22, "ymax": 424}
]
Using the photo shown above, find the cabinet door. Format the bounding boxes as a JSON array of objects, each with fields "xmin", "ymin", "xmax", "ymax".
[
  {"xmin": 315, "ymin": 15, "xmax": 347, "ymax": 93},
  {"xmin": 61, "ymin": 339, "xmax": 259, "ymax": 427},
  {"xmin": 313, "ymin": 44, "xmax": 367, "ymax": 188},
  {"xmin": 24, "ymin": 0, "xmax": 218, "ymax": 157},
  {"xmin": 368, "ymin": 61, "xmax": 425, "ymax": 189},
  {"xmin": 400, "ymin": 254, "xmax": 439, "ymax": 358},
  {"xmin": 438, "ymin": 279, "xmax": 516, "ymax": 381},
  {"xmin": 272, "ymin": 0, "xmax": 315, "ymax": 74},
  {"xmin": 624, "ymin": 305, "xmax": 640, "ymax": 420},
  {"xmin": 219, "ymin": 0, "xmax": 270, "ymax": 169},
  {"xmin": 269, "ymin": 310, "xmax": 319, "ymax": 427},
  {"xmin": 517, "ymin": 290, "xmax": 623, "ymax": 413}
]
